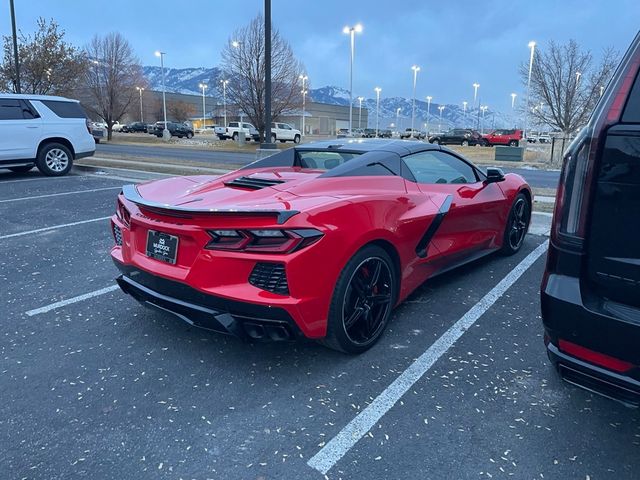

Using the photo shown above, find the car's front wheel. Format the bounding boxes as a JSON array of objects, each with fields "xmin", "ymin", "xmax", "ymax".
[
  {"xmin": 431, "ymin": 139, "xmax": 440, "ymax": 145},
  {"xmin": 186, "ymin": 132, "xmax": 193, "ymax": 139},
  {"xmin": 461, "ymin": 140, "xmax": 469, "ymax": 146},
  {"xmin": 294, "ymin": 134, "xmax": 301, "ymax": 144},
  {"xmin": 322, "ymin": 245, "xmax": 396, "ymax": 354},
  {"xmin": 36, "ymin": 143, "xmax": 73, "ymax": 176},
  {"xmin": 501, "ymin": 193, "xmax": 531, "ymax": 255}
]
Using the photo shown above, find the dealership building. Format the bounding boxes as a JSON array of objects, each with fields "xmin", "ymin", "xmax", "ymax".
[{"xmin": 134, "ymin": 90, "xmax": 369, "ymax": 135}]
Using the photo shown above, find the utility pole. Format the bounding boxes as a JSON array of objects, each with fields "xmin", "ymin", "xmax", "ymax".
[
  {"xmin": 262, "ymin": 0, "xmax": 275, "ymax": 148},
  {"xmin": 10, "ymin": 0, "xmax": 21, "ymax": 93}
]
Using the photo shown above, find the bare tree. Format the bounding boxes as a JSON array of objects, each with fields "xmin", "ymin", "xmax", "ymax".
[
  {"xmin": 83, "ymin": 33, "xmax": 145, "ymax": 140},
  {"xmin": 168, "ymin": 100, "xmax": 196, "ymax": 123},
  {"xmin": 220, "ymin": 15, "xmax": 305, "ymax": 140},
  {"xmin": 521, "ymin": 40, "xmax": 619, "ymax": 134},
  {"xmin": 0, "ymin": 18, "xmax": 88, "ymax": 96}
]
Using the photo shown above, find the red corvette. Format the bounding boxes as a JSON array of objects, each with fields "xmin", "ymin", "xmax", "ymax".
[{"xmin": 111, "ymin": 139, "xmax": 532, "ymax": 353}]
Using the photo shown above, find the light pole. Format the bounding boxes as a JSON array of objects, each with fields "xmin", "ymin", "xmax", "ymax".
[
  {"xmin": 343, "ymin": 23, "xmax": 363, "ymax": 135},
  {"xmin": 154, "ymin": 51, "xmax": 169, "ymax": 140},
  {"xmin": 411, "ymin": 65, "xmax": 420, "ymax": 137},
  {"xmin": 480, "ymin": 105, "xmax": 488, "ymax": 134},
  {"xmin": 462, "ymin": 101, "xmax": 467, "ymax": 128},
  {"xmin": 438, "ymin": 105, "xmax": 445, "ymax": 132},
  {"xmin": 600, "ymin": 85, "xmax": 604, "ymax": 97},
  {"xmin": 136, "ymin": 87, "xmax": 144, "ymax": 123},
  {"xmin": 199, "ymin": 83, "xmax": 207, "ymax": 131},
  {"xmin": 396, "ymin": 107, "xmax": 401, "ymax": 133},
  {"xmin": 220, "ymin": 79, "xmax": 228, "ymax": 127},
  {"xmin": 524, "ymin": 40, "xmax": 536, "ymax": 140},
  {"xmin": 425, "ymin": 96, "xmax": 432, "ymax": 135},
  {"xmin": 473, "ymin": 83, "xmax": 480, "ymax": 105},
  {"xmin": 357, "ymin": 96, "xmax": 364, "ymax": 129},
  {"xmin": 511, "ymin": 92, "xmax": 517, "ymax": 127},
  {"xmin": 299, "ymin": 74, "xmax": 308, "ymax": 135},
  {"xmin": 374, "ymin": 86, "xmax": 382, "ymax": 137}
]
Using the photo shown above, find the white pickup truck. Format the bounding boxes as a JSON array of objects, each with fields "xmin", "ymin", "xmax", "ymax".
[
  {"xmin": 270, "ymin": 122, "xmax": 301, "ymax": 143},
  {"xmin": 215, "ymin": 122, "xmax": 259, "ymax": 141}
]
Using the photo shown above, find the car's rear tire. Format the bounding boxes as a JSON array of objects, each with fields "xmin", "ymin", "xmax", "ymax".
[
  {"xmin": 509, "ymin": 140, "xmax": 519, "ymax": 147},
  {"xmin": 8, "ymin": 165, "xmax": 33, "ymax": 173},
  {"xmin": 431, "ymin": 139, "xmax": 440, "ymax": 145},
  {"xmin": 232, "ymin": 132, "xmax": 239, "ymax": 141},
  {"xmin": 500, "ymin": 193, "xmax": 531, "ymax": 255},
  {"xmin": 461, "ymin": 140, "xmax": 469, "ymax": 146},
  {"xmin": 36, "ymin": 143, "xmax": 73, "ymax": 176},
  {"xmin": 186, "ymin": 132, "xmax": 193, "ymax": 139},
  {"xmin": 321, "ymin": 245, "xmax": 396, "ymax": 354},
  {"xmin": 294, "ymin": 134, "xmax": 301, "ymax": 144},
  {"xmin": 271, "ymin": 133, "xmax": 277, "ymax": 143}
]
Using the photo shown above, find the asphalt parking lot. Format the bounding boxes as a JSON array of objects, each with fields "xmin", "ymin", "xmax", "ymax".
[{"xmin": 1, "ymin": 168, "xmax": 638, "ymax": 480}]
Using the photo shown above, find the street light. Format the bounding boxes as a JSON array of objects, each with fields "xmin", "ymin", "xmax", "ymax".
[
  {"xmin": 299, "ymin": 74, "xmax": 308, "ymax": 135},
  {"xmin": 343, "ymin": 23, "xmax": 363, "ymax": 135},
  {"xmin": 438, "ymin": 105, "xmax": 445, "ymax": 133},
  {"xmin": 480, "ymin": 105, "xmax": 488, "ymax": 134},
  {"xmin": 462, "ymin": 101, "xmax": 468, "ymax": 128},
  {"xmin": 600, "ymin": 85, "xmax": 605, "ymax": 97},
  {"xmin": 473, "ymin": 83, "xmax": 480, "ymax": 104},
  {"xmin": 425, "ymin": 96, "xmax": 432, "ymax": 135},
  {"xmin": 154, "ymin": 50, "xmax": 169, "ymax": 140},
  {"xmin": 411, "ymin": 65, "xmax": 420, "ymax": 137},
  {"xmin": 357, "ymin": 96, "xmax": 365, "ymax": 128},
  {"xmin": 220, "ymin": 79, "xmax": 229, "ymax": 127},
  {"xmin": 396, "ymin": 107, "xmax": 401, "ymax": 133},
  {"xmin": 199, "ymin": 83, "xmax": 207, "ymax": 131},
  {"xmin": 524, "ymin": 40, "xmax": 536, "ymax": 140},
  {"xmin": 511, "ymin": 92, "xmax": 517, "ymax": 128},
  {"xmin": 374, "ymin": 86, "xmax": 382, "ymax": 137},
  {"xmin": 136, "ymin": 87, "xmax": 144, "ymax": 123}
]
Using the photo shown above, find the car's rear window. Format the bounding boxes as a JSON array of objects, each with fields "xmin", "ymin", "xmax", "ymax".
[
  {"xmin": 622, "ymin": 70, "xmax": 640, "ymax": 123},
  {"xmin": 297, "ymin": 151, "xmax": 361, "ymax": 170},
  {"xmin": 41, "ymin": 100, "xmax": 86, "ymax": 118}
]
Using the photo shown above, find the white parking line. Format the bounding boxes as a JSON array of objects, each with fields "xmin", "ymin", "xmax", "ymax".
[
  {"xmin": 0, "ymin": 216, "xmax": 111, "ymax": 240},
  {"xmin": 26, "ymin": 285, "xmax": 120, "ymax": 316},
  {"xmin": 0, "ymin": 186, "xmax": 121, "ymax": 203},
  {"xmin": 307, "ymin": 240, "xmax": 550, "ymax": 475}
]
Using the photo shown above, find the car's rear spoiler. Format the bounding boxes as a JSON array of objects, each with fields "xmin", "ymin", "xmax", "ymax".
[{"xmin": 121, "ymin": 184, "xmax": 299, "ymax": 225}]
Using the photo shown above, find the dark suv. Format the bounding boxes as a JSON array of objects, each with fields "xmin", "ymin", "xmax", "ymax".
[
  {"xmin": 153, "ymin": 121, "xmax": 194, "ymax": 138},
  {"xmin": 541, "ymin": 31, "xmax": 640, "ymax": 406},
  {"xmin": 428, "ymin": 128, "xmax": 483, "ymax": 146},
  {"xmin": 122, "ymin": 121, "xmax": 147, "ymax": 133}
]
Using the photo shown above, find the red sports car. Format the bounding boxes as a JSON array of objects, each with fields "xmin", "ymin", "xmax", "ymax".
[{"xmin": 111, "ymin": 139, "xmax": 532, "ymax": 353}]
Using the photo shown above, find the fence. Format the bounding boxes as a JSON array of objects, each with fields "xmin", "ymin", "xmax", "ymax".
[{"xmin": 548, "ymin": 136, "xmax": 574, "ymax": 167}]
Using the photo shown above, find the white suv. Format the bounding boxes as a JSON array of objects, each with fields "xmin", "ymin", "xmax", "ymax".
[
  {"xmin": 0, "ymin": 94, "xmax": 96, "ymax": 176},
  {"xmin": 271, "ymin": 122, "xmax": 301, "ymax": 143}
]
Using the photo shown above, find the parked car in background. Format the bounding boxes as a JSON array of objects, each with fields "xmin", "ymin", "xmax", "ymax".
[
  {"xmin": 537, "ymin": 133, "xmax": 551, "ymax": 143},
  {"xmin": 109, "ymin": 121, "xmax": 124, "ymax": 132},
  {"xmin": 0, "ymin": 93, "xmax": 95, "ymax": 176},
  {"xmin": 362, "ymin": 128, "xmax": 377, "ymax": 138},
  {"xmin": 541, "ymin": 31, "xmax": 640, "ymax": 406},
  {"xmin": 90, "ymin": 122, "xmax": 106, "ymax": 143},
  {"xmin": 352, "ymin": 128, "xmax": 365, "ymax": 137},
  {"xmin": 482, "ymin": 129, "xmax": 523, "ymax": 147},
  {"xmin": 428, "ymin": 128, "xmax": 483, "ymax": 146},
  {"xmin": 399, "ymin": 128, "xmax": 426, "ymax": 139},
  {"xmin": 121, "ymin": 121, "xmax": 147, "ymax": 133},
  {"xmin": 271, "ymin": 122, "xmax": 301, "ymax": 143},
  {"xmin": 151, "ymin": 121, "xmax": 194, "ymax": 138},
  {"xmin": 195, "ymin": 125, "xmax": 217, "ymax": 134},
  {"xmin": 215, "ymin": 121, "xmax": 260, "ymax": 141},
  {"xmin": 379, "ymin": 129, "xmax": 393, "ymax": 138}
]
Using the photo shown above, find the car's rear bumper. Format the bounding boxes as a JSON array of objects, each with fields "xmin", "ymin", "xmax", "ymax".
[
  {"xmin": 541, "ymin": 274, "xmax": 640, "ymax": 407},
  {"xmin": 114, "ymin": 260, "xmax": 303, "ymax": 342}
]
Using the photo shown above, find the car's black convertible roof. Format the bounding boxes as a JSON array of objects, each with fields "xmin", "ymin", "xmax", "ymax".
[{"xmin": 296, "ymin": 138, "xmax": 441, "ymax": 156}]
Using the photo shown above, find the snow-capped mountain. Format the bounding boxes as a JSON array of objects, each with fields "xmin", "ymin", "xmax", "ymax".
[{"xmin": 142, "ymin": 66, "xmax": 510, "ymax": 129}]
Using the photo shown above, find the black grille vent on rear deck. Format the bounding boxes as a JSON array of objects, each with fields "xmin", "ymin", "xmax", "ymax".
[
  {"xmin": 249, "ymin": 262, "xmax": 289, "ymax": 295},
  {"xmin": 224, "ymin": 176, "xmax": 285, "ymax": 190}
]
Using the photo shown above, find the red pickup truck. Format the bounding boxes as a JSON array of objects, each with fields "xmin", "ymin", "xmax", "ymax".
[{"xmin": 482, "ymin": 129, "xmax": 523, "ymax": 147}]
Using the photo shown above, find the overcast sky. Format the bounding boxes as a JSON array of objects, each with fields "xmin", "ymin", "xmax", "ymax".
[{"xmin": 2, "ymin": 0, "xmax": 639, "ymax": 111}]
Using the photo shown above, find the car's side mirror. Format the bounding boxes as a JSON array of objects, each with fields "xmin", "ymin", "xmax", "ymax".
[{"xmin": 485, "ymin": 167, "xmax": 505, "ymax": 183}]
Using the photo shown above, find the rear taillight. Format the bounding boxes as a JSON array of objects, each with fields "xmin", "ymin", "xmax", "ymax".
[
  {"xmin": 116, "ymin": 198, "xmax": 131, "ymax": 227},
  {"xmin": 552, "ymin": 33, "xmax": 640, "ymax": 251},
  {"xmin": 205, "ymin": 228, "xmax": 323, "ymax": 254},
  {"xmin": 558, "ymin": 339, "xmax": 634, "ymax": 373}
]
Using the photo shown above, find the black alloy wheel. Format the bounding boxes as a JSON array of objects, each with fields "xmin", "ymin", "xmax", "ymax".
[
  {"xmin": 322, "ymin": 245, "xmax": 396, "ymax": 353},
  {"xmin": 501, "ymin": 193, "xmax": 531, "ymax": 255}
]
